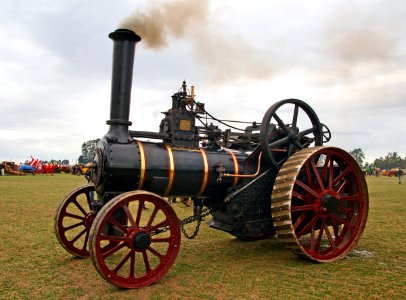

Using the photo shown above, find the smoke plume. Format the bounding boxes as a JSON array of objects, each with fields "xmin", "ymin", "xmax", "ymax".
[
  {"xmin": 119, "ymin": 0, "xmax": 209, "ymax": 49},
  {"xmin": 119, "ymin": 0, "xmax": 274, "ymax": 83}
]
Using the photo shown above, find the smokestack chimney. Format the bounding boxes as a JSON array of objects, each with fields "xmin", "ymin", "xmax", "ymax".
[{"xmin": 105, "ymin": 29, "xmax": 141, "ymax": 143}]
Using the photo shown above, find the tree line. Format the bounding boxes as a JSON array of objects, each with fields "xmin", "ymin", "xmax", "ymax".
[
  {"xmin": 78, "ymin": 139, "xmax": 100, "ymax": 164},
  {"xmin": 349, "ymin": 148, "xmax": 405, "ymax": 170}
]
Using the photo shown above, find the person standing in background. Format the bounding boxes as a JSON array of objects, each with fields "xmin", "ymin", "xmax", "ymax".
[
  {"xmin": 397, "ymin": 168, "xmax": 404, "ymax": 184},
  {"xmin": 0, "ymin": 162, "xmax": 5, "ymax": 176}
]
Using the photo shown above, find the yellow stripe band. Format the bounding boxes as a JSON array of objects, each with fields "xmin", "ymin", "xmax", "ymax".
[
  {"xmin": 198, "ymin": 148, "xmax": 209, "ymax": 196},
  {"xmin": 137, "ymin": 141, "xmax": 146, "ymax": 190},
  {"xmin": 164, "ymin": 144, "xmax": 175, "ymax": 196},
  {"xmin": 226, "ymin": 149, "xmax": 239, "ymax": 186}
]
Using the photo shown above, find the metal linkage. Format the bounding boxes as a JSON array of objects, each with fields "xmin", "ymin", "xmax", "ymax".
[
  {"xmin": 180, "ymin": 207, "xmax": 212, "ymax": 239},
  {"xmin": 151, "ymin": 207, "xmax": 212, "ymax": 239}
]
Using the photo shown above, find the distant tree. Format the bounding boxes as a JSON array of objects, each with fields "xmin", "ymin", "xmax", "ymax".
[
  {"xmin": 62, "ymin": 159, "xmax": 69, "ymax": 165},
  {"xmin": 78, "ymin": 139, "xmax": 100, "ymax": 164},
  {"xmin": 373, "ymin": 156, "xmax": 384, "ymax": 169},
  {"xmin": 349, "ymin": 148, "xmax": 365, "ymax": 167},
  {"xmin": 374, "ymin": 152, "xmax": 405, "ymax": 170}
]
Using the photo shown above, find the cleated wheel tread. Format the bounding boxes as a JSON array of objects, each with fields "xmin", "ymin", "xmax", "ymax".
[{"xmin": 271, "ymin": 146, "xmax": 369, "ymax": 262}]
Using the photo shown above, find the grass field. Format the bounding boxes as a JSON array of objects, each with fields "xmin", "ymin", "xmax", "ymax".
[{"xmin": 0, "ymin": 174, "xmax": 405, "ymax": 299}]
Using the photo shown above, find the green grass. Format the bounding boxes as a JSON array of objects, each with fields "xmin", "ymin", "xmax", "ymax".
[{"xmin": 0, "ymin": 174, "xmax": 405, "ymax": 299}]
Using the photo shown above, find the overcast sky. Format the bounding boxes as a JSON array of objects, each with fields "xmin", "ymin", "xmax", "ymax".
[{"xmin": 1, "ymin": 0, "xmax": 405, "ymax": 164}]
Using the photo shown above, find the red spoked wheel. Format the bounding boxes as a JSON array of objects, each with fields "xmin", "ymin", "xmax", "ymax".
[
  {"xmin": 89, "ymin": 190, "xmax": 181, "ymax": 288},
  {"xmin": 271, "ymin": 146, "xmax": 369, "ymax": 262},
  {"xmin": 54, "ymin": 184, "xmax": 96, "ymax": 257}
]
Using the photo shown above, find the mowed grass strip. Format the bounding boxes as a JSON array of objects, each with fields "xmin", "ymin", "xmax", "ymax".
[{"xmin": 0, "ymin": 174, "xmax": 405, "ymax": 299}]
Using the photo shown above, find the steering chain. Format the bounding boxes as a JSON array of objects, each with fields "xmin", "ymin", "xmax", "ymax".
[{"xmin": 150, "ymin": 207, "xmax": 212, "ymax": 240}]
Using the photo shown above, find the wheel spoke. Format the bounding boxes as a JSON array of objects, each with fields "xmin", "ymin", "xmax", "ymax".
[
  {"xmin": 148, "ymin": 246, "xmax": 163, "ymax": 259},
  {"xmin": 122, "ymin": 203, "xmax": 135, "ymax": 226},
  {"xmin": 331, "ymin": 214, "xmax": 351, "ymax": 229},
  {"xmin": 101, "ymin": 240, "xmax": 126, "ymax": 258},
  {"xmin": 146, "ymin": 206, "xmax": 159, "ymax": 229},
  {"xmin": 337, "ymin": 178, "xmax": 349, "ymax": 194},
  {"xmin": 310, "ymin": 224, "xmax": 316, "ymax": 251},
  {"xmin": 268, "ymin": 136, "xmax": 290, "ymax": 148},
  {"xmin": 292, "ymin": 104, "xmax": 299, "ymax": 128},
  {"xmin": 101, "ymin": 235, "xmax": 127, "ymax": 242},
  {"xmin": 113, "ymin": 249, "xmax": 132, "ymax": 273},
  {"xmin": 149, "ymin": 219, "xmax": 169, "ymax": 232},
  {"xmin": 321, "ymin": 154, "xmax": 330, "ymax": 179},
  {"xmin": 63, "ymin": 221, "xmax": 84, "ymax": 232},
  {"xmin": 319, "ymin": 154, "xmax": 334, "ymax": 190},
  {"xmin": 273, "ymin": 113, "xmax": 290, "ymax": 134},
  {"xmin": 314, "ymin": 220, "xmax": 325, "ymax": 251},
  {"xmin": 331, "ymin": 217, "xmax": 340, "ymax": 239},
  {"xmin": 129, "ymin": 250, "xmax": 135, "ymax": 278},
  {"xmin": 287, "ymin": 143, "xmax": 294, "ymax": 157},
  {"xmin": 293, "ymin": 211, "xmax": 308, "ymax": 230},
  {"xmin": 292, "ymin": 139, "xmax": 303, "ymax": 150},
  {"xmin": 73, "ymin": 198, "xmax": 88, "ymax": 216},
  {"xmin": 298, "ymin": 127, "xmax": 316, "ymax": 137},
  {"xmin": 70, "ymin": 227, "xmax": 87, "ymax": 244},
  {"xmin": 142, "ymin": 250, "xmax": 151, "ymax": 273},
  {"xmin": 323, "ymin": 223, "xmax": 336, "ymax": 249},
  {"xmin": 135, "ymin": 200, "xmax": 144, "ymax": 226},
  {"xmin": 83, "ymin": 229, "xmax": 90, "ymax": 251},
  {"xmin": 310, "ymin": 159, "xmax": 324, "ymax": 191},
  {"xmin": 291, "ymin": 204, "xmax": 315, "ymax": 212},
  {"xmin": 292, "ymin": 191, "xmax": 311, "ymax": 203},
  {"xmin": 295, "ymin": 178, "xmax": 321, "ymax": 199},
  {"xmin": 339, "ymin": 193, "xmax": 360, "ymax": 202},
  {"xmin": 107, "ymin": 214, "xmax": 127, "ymax": 233},
  {"xmin": 151, "ymin": 237, "xmax": 171, "ymax": 243},
  {"xmin": 332, "ymin": 166, "xmax": 351, "ymax": 185},
  {"xmin": 304, "ymin": 161, "xmax": 316, "ymax": 190},
  {"xmin": 337, "ymin": 206, "xmax": 354, "ymax": 215},
  {"xmin": 63, "ymin": 212, "xmax": 85, "ymax": 221},
  {"xmin": 296, "ymin": 216, "xmax": 318, "ymax": 238}
]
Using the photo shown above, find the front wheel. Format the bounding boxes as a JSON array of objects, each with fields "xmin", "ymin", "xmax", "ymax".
[
  {"xmin": 89, "ymin": 190, "xmax": 181, "ymax": 288},
  {"xmin": 54, "ymin": 184, "xmax": 96, "ymax": 257}
]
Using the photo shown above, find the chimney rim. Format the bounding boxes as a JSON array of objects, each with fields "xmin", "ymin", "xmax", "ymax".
[{"xmin": 109, "ymin": 28, "xmax": 141, "ymax": 42}]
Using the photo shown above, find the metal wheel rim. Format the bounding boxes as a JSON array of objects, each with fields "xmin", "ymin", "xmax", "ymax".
[
  {"xmin": 54, "ymin": 184, "xmax": 95, "ymax": 258},
  {"xmin": 89, "ymin": 190, "xmax": 181, "ymax": 288},
  {"xmin": 272, "ymin": 146, "xmax": 369, "ymax": 262}
]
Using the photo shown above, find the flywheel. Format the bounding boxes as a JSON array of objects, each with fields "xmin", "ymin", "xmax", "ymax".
[{"xmin": 271, "ymin": 146, "xmax": 368, "ymax": 262}]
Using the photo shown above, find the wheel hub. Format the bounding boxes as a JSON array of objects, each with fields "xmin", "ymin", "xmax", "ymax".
[
  {"xmin": 84, "ymin": 212, "xmax": 95, "ymax": 229},
  {"xmin": 320, "ymin": 194, "xmax": 340, "ymax": 214},
  {"xmin": 290, "ymin": 127, "xmax": 299, "ymax": 138},
  {"xmin": 131, "ymin": 231, "xmax": 151, "ymax": 251}
]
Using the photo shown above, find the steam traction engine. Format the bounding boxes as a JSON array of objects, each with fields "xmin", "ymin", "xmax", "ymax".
[{"xmin": 54, "ymin": 29, "xmax": 369, "ymax": 288}]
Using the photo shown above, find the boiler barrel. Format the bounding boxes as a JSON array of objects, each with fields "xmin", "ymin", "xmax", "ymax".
[{"xmin": 94, "ymin": 140, "xmax": 248, "ymax": 200}]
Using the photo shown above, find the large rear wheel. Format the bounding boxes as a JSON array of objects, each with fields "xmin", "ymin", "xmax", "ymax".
[{"xmin": 271, "ymin": 146, "xmax": 368, "ymax": 262}]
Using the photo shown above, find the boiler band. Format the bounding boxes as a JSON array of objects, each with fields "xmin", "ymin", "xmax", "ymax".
[{"xmin": 96, "ymin": 139, "xmax": 247, "ymax": 199}]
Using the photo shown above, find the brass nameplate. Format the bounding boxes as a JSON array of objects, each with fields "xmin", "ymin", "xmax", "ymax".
[{"xmin": 179, "ymin": 119, "xmax": 192, "ymax": 131}]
